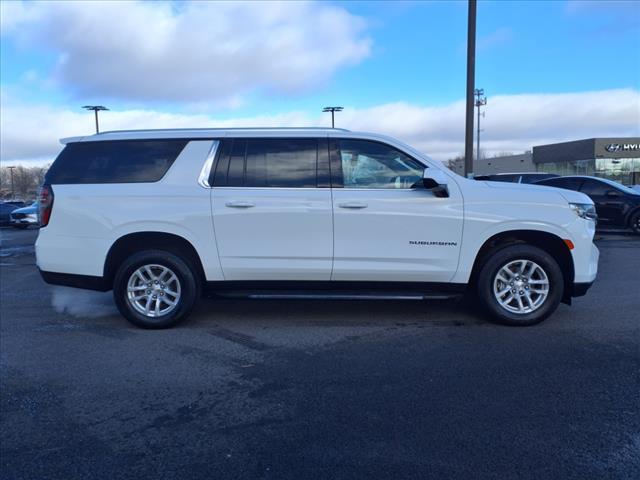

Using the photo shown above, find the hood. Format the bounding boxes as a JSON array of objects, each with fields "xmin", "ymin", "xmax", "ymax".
[
  {"xmin": 484, "ymin": 181, "xmax": 593, "ymax": 205},
  {"xmin": 11, "ymin": 204, "xmax": 37, "ymax": 214}
]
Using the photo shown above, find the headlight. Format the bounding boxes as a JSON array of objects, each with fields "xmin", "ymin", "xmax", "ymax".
[{"xmin": 569, "ymin": 203, "xmax": 597, "ymax": 221}]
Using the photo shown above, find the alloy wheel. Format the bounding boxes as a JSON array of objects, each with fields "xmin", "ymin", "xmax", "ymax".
[
  {"xmin": 126, "ymin": 264, "xmax": 181, "ymax": 318},
  {"xmin": 493, "ymin": 259, "xmax": 550, "ymax": 314}
]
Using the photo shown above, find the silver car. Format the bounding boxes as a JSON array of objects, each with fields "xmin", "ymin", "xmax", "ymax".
[{"xmin": 10, "ymin": 202, "xmax": 38, "ymax": 229}]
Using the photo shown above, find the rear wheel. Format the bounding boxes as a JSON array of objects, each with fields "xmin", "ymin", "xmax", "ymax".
[
  {"xmin": 477, "ymin": 244, "xmax": 563, "ymax": 326},
  {"xmin": 113, "ymin": 250, "xmax": 200, "ymax": 329},
  {"xmin": 630, "ymin": 210, "xmax": 640, "ymax": 235}
]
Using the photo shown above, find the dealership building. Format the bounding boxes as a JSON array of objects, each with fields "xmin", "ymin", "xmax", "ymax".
[{"xmin": 452, "ymin": 137, "xmax": 640, "ymax": 186}]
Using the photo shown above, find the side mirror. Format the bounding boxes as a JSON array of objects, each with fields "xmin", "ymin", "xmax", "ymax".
[{"xmin": 422, "ymin": 168, "xmax": 449, "ymax": 198}]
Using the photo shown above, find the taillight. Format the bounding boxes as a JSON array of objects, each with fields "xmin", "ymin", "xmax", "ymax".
[{"xmin": 39, "ymin": 184, "xmax": 54, "ymax": 227}]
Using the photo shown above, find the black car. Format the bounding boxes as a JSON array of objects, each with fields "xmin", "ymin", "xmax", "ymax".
[
  {"xmin": 474, "ymin": 172, "xmax": 559, "ymax": 184},
  {"xmin": 534, "ymin": 176, "xmax": 640, "ymax": 234},
  {"xmin": 0, "ymin": 201, "xmax": 26, "ymax": 226}
]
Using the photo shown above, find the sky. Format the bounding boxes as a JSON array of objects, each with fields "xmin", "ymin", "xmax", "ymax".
[{"xmin": 1, "ymin": 0, "xmax": 639, "ymax": 166}]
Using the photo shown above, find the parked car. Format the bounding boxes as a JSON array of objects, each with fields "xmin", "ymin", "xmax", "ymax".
[
  {"xmin": 534, "ymin": 176, "xmax": 640, "ymax": 234},
  {"xmin": 36, "ymin": 128, "xmax": 599, "ymax": 329},
  {"xmin": 10, "ymin": 202, "xmax": 38, "ymax": 229},
  {"xmin": 0, "ymin": 201, "xmax": 26, "ymax": 226},
  {"xmin": 474, "ymin": 173, "xmax": 559, "ymax": 184}
]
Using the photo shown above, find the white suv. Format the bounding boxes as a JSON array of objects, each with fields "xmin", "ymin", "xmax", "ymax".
[{"xmin": 36, "ymin": 128, "xmax": 599, "ymax": 328}]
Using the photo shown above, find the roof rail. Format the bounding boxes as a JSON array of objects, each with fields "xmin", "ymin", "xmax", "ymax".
[{"xmin": 96, "ymin": 127, "xmax": 350, "ymax": 135}]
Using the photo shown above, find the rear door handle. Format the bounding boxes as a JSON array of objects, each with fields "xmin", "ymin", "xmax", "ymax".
[
  {"xmin": 338, "ymin": 202, "xmax": 368, "ymax": 209},
  {"xmin": 225, "ymin": 201, "xmax": 255, "ymax": 208}
]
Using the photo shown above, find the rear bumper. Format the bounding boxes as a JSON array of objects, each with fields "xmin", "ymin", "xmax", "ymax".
[
  {"xmin": 571, "ymin": 281, "xmax": 594, "ymax": 298},
  {"xmin": 39, "ymin": 269, "xmax": 110, "ymax": 292}
]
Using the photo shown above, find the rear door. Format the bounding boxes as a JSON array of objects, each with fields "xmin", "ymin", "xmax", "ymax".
[
  {"xmin": 329, "ymin": 138, "xmax": 464, "ymax": 282},
  {"xmin": 211, "ymin": 137, "xmax": 333, "ymax": 280}
]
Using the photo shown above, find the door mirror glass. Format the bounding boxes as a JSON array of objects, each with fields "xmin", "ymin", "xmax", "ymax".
[{"xmin": 421, "ymin": 168, "xmax": 449, "ymax": 197}]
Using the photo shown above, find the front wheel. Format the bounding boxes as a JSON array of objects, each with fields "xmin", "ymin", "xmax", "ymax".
[
  {"xmin": 477, "ymin": 244, "xmax": 564, "ymax": 326},
  {"xmin": 113, "ymin": 250, "xmax": 200, "ymax": 329}
]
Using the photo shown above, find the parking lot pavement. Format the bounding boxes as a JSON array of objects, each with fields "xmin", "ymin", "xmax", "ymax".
[{"xmin": 1, "ymin": 228, "xmax": 638, "ymax": 480}]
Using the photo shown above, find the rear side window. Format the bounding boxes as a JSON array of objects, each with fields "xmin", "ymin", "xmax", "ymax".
[
  {"xmin": 213, "ymin": 138, "xmax": 322, "ymax": 188},
  {"xmin": 492, "ymin": 174, "xmax": 520, "ymax": 183},
  {"xmin": 45, "ymin": 140, "xmax": 188, "ymax": 184},
  {"xmin": 580, "ymin": 179, "xmax": 609, "ymax": 196},
  {"xmin": 539, "ymin": 177, "xmax": 583, "ymax": 191}
]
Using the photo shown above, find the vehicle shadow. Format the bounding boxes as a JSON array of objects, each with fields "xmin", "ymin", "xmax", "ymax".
[{"xmin": 187, "ymin": 295, "xmax": 486, "ymax": 329}]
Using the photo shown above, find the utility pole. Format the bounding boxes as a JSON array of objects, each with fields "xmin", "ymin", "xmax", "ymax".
[
  {"xmin": 464, "ymin": 0, "xmax": 477, "ymax": 177},
  {"xmin": 7, "ymin": 166, "xmax": 16, "ymax": 199},
  {"xmin": 322, "ymin": 106, "xmax": 343, "ymax": 128},
  {"xmin": 474, "ymin": 88, "xmax": 487, "ymax": 162},
  {"xmin": 82, "ymin": 105, "xmax": 109, "ymax": 133}
]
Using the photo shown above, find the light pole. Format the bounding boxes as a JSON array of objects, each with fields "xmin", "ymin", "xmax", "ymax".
[
  {"xmin": 474, "ymin": 88, "xmax": 487, "ymax": 162},
  {"xmin": 82, "ymin": 105, "xmax": 109, "ymax": 133},
  {"xmin": 322, "ymin": 106, "xmax": 343, "ymax": 128},
  {"xmin": 464, "ymin": 0, "xmax": 477, "ymax": 177},
  {"xmin": 7, "ymin": 166, "xmax": 16, "ymax": 199}
]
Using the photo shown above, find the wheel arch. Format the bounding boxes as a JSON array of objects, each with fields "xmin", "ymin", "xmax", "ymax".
[
  {"xmin": 104, "ymin": 232, "xmax": 206, "ymax": 287},
  {"xmin": 625, "ymin": 205, "xmax": 640, "ymax": 229},
  {"xmin": 468, "ymin": 230, "xmax": 575, "ymax": 303}
]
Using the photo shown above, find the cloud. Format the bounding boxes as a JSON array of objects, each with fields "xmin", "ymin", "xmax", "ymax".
[
  {"xmin": 1, "ymin": 89, "xmax": 638, "ymax": 166},
  {"xmin": 477, "ymin": 27, "xmax": 513, "ymax": 51},
  {"xmin": 0, "ymin": 1, "xmax": 371, "ymax": 103}
]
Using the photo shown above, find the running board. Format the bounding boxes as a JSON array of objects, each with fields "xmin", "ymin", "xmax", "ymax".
[{"xmin": 213, "ymin": 291, "xmax": 462, "ymax": 301}]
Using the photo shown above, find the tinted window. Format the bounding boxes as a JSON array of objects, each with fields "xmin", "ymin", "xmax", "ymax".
[
  {"xmin": 338, "ymin": 140, "xmax": 423, "ymax": 189},
  {"xmin": 520, "ymin": 174, "xmax": 557, "ymax": 184},
  {"xmin": 246, "ymin": 139, "xmax": 317, "ymax": 188},
  {"xmin": 213, "ymin": 138, "xmax": 319, "ymax": 188},
  {"xmin": 580, "ymin": 179, "xmax": 610, "ymax": 196},
  {"xmin": 538, "ymin": 177, "xmax": 583, "ymax": 191},
  {"xmin": 491, "ymin": 174, "xmax": 520, "ymax": 183},
  {"xmin": 45, "ymin": 140, "xmax": 187, "ymax": 184}
]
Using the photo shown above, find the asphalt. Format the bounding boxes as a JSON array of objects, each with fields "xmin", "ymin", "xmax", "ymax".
[{"xmin": 1, "ymin": 227, "xmax": 638, "ymax": 480}]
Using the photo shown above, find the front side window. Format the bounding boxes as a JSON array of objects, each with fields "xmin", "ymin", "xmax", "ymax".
[{"xmin": 338, "ymin": 140, "xmax": 423, "ymax": 189}]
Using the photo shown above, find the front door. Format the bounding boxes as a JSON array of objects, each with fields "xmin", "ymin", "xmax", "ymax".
[
  {"xmin": 211, "ymin": 137, "xmax": 333, "ymax": 280},
  {"xmin": 579, "ymin": 178, "xmax": 626, "ymax": 225},
  {"xmin": 330, "ymin": 138, "xmax": 464, "ymax": 283}
]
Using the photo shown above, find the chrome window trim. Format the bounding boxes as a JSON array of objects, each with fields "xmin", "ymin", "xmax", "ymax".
[{"xmin": 198, "ymin": 140, "xmax": 220, "ymax": 188}]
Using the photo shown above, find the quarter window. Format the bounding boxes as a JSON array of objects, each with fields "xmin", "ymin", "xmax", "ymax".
[
  {"xmin": 45, "ymin": 140, "xmax": 187, "ymax": 184},
  {"xmin": 338, "ymin": 140, "xmax": 423, "ymax": 189}
]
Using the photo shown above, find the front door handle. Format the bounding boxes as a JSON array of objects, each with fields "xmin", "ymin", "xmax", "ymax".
[
  {"xmin": 225, "ymin": 201, "xmax": 255, "ymax": 208},
  {"xmin": 338, "ymin": 202, "xmax": 368, "ymax": 209}
]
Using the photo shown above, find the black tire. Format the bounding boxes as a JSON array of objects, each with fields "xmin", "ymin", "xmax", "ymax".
[
  {"xmin": 113, "ymin": 249, "xmax": 200, "ymax": 329},
  {"xmin": 630, "ymin": 210, "xmax": 640, "ymax": 235},
  {"xmin": 476, "ymin": 244, "xmax": 564, "ymax": 326}
]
